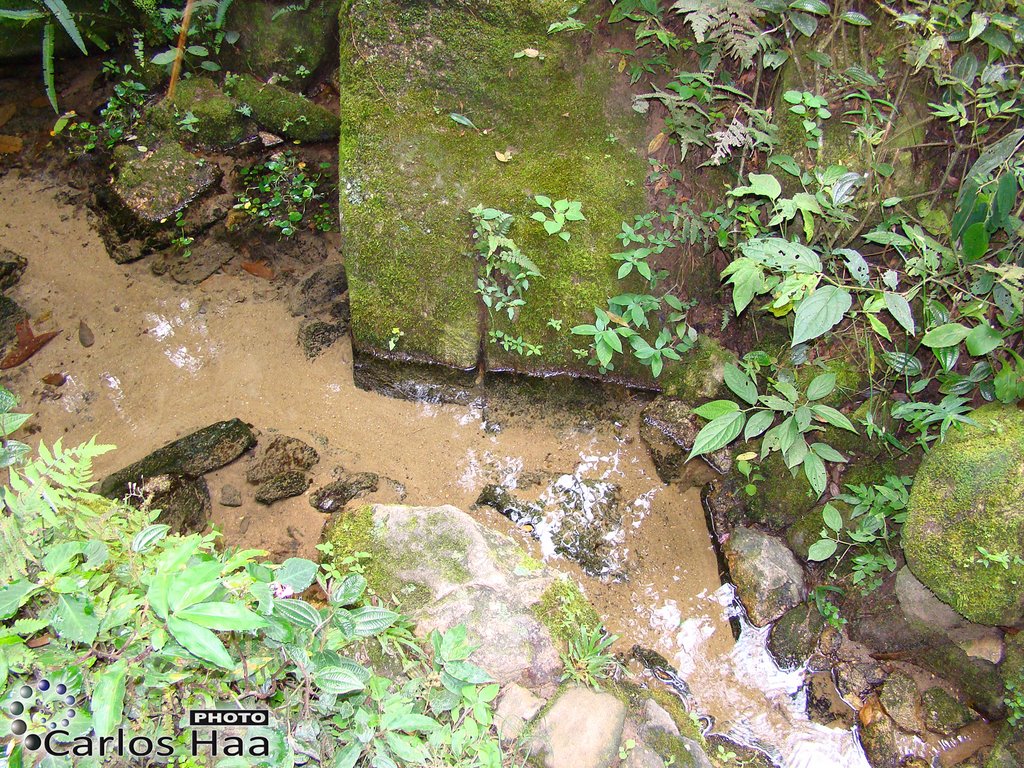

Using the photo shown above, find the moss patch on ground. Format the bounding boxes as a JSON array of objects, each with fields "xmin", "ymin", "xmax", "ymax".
[
  {"xmin": 111, "ymin": 141, "xmax": 220, "ymax": 224},
  {"xmin": 531, "ymin": 575, "xmax": 601, "ymax": 645},
  {"xmin": 903, "ymin": 404, "xmax": 1024, "ymax": 626},
  {"xmin": 338, "ymin": 0, "xmax": 647, "ymax": 373}
]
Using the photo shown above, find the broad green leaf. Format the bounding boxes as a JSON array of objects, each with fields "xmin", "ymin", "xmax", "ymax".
[
  {"xmin": 0, "ymin": 412, "xmax": 30, "ymax": 437},
  {"xmin": 822, "ymin": 503, "xmax": 843, "ymax": 532},
  {"xmin": 921, "ymin": 323, "xmax": 970, "ymax": 348},
  {"xmin": 805, "ymin": 372, "xmax": 836, "ymax": 401},
  {"xmin": 91, "ymin": 660, "xmax": 127, "ymax": 738},
  {"xmin": 0, "ymin": 580, "xmax": 40, "ymax": 620},
  {"xmin": 276, "ymin": 558, "xmax": 318, "ymax": 592},
  {"xmin": 693, "ymin": 400, "xmax": 740, "ymax": 420},
  {"xmin": 316, "ymin": 664, "xmax": 368, "ymax": 695},
  {"xmin": 803, "ymin": 452, "xmax": 827, "ymax": 497},
  {"xmin": 330, "ymin": 573, "xmax": 367, "ymax": 606},
  {"xmin": 807, "ymin": 538, "xmax": 838, "ymax": 561},
  {"xmin": 882, "ymin": 351, "xmax": 922, "ymax": 376},
  {"xmin": 168, "ymin": 559, "xmax": 223, "ymax": 612},
  {"xmin": 960, "ymin": 221, "xmax": 989, "ymax": 261},
  {"xmin": 743, "ymin": 410, "xmax": 775, "ymax": 440},
  {"xmin": 811, "ymin": 442, "xmax": 846, "ymax": 463},
  {"xmin": 883, "ymin": 292, "xmax": 915, "ymax": 335},
  {"xmin": 443, "ymin": 659, "xmax": 491, "ymax": 684},
  {"xmin": 810, "ymin": 404, "xmax": 856, "ymax": 432},
  {"xmin": 42, "ymin": 542, "xmax": 85, "ymax": 576},
  {"xmin": 151, "ymin": 48, "xmax": 178, "ymax": 66},
  {"xmin": 186, "ymin": 44, "xmax": 208, "ymax": 57},
  {"xmin": 52, "ymin": 595, "xmax": 99, "ymax": 644},
  {"xmin": 687, "ymin": 411, "xmax": 746, "ymax": 459},
  {"xmin": 131, "ymin": 524, "xmax": 170, "ymax": 553},
  {"xmin": 729, "ymin": 173, "xmax": 782, "ymax": 201},
  {"xmin": 350, "ymin": 606, "xmax": 400, "ymax": 636},
  {"xmin": 841, "ymin": 10, "xmax": 871, "ymax": 24},
  {"xmin": 332, "ymin": 743, "xmax": 362, "ymax": 768},
  {"xmin": 792, "ymin": 286, "xmax": 852, "ymax": 346},
  {"xmin": 789, "ymin": 0, "xmax": 830, "ymax": 14},
  {"xmin": 867, "ymin": 312, "xmax": 892, "ymax": 342},
  {"xmin": 167, "ymin": 615, "xmax": 234, "ymax": 669},
  {"xmin": 535, "ymin": 195, "xmax": 552, "ymax": 208},
  {"xmin": 449, "ymin": 113, "xmax": 477, "ymax": 130},
  {"xmin": 965, "ymin": 323, "xmax": 1002, "ymax": 356},
  {"xmin": 272, "ymin": 598, "xmax": 322, "ymax": 630},
  {"xmin": 176, "ymin": 602, "xmax": 267, "ymax": 631},
  {"xmin": 724, "ymin": 364, "xmax": 759, "ymax": 405},
  {"xmin": 383, "ymin": 712, "xmax": 441, "ymax": 733}
]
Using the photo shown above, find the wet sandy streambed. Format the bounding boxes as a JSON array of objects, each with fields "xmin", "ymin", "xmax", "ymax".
[{"xmin": 0, "ymin": 172, "xmax": 868, "ymax": 767}]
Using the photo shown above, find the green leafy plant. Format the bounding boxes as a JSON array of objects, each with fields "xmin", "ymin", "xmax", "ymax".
[
  {"xmin": 1007, "ymin": 675, "xmax": 1024, "ymax": 730},
  {"xmin": 688, "ymin": 364, "xmax": 856, "ymax": 497},
  {"xmin": 0, "ymin": 433, "xmax": 503, "ymax": 768},
  {"xmin": 559, "ymin": 626, "xmax": 621, "ymax": 689},
  {"xmin": 234, "ymin": 151, "xmax": 335, "ymax": 236},
  {"xmin": 783, "ymin": 90, "xmax": 831, "ymax": 151},
  {"xmin": 810, "ymin": 585, "xmax": 846, "ymax": 629},
  {"xmin": 807, "ymin": 475, "xmax": 911, "ymax": 592},
  {"xmin": 0, "ymin": 386, "xmax": 31, "ymax": 470},
  {"xmin": 148, "ymin": 0, "xmax": 239, "ymax": 74},
  {"xmin": 530, "ymin": 196, "xmax": 585, "ymax": 242}
]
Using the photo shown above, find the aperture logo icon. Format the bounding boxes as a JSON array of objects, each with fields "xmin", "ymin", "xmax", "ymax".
[{"xmin": 8, "ymin": 678, "xmax": 78, "ymax": 751}]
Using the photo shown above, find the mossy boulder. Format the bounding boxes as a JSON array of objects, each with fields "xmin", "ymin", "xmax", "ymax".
[
  {"xmin": 232, "ymin": 74, "xmax": 339, "ymax": 142},
  {"xmin": 111, "ymin": 142, "xmax": 221, "ymax": 225},
  {"xmin": 147, "ymin": 78, "xmax": 250, "ymax": 149},
  {"xmin": 222, "ymin": 0, "xmax": 340, "ymax": 87},
  {"xmin": 723, "ymin": 526, "xmax": 806, "ymax": 626},
  {"xmin": 903, "ymin": 404, "xmax": 1024, "ymax": 626},
  {"xmin": 658, "ymin": 336, "xmax": 735, "ymax": 401},
  {"xmin": 338, "ymin": 0, "xmax": 652, "ymax": 376},
  {"xmin": 320, "ymin": 504, "xmax": 564, "ymax": 693},
  {"xmin": 737, "ymin": 450, "xmax": 816, "ymax": 530},
  {"xmin": 767, "ymin": 602, "xmax": 824, "ymax": 670}
]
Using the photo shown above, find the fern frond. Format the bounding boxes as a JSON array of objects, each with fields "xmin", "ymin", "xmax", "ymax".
[{"xmin": 671, "ymin": 0, "xmax": 764, "ymax": 68}]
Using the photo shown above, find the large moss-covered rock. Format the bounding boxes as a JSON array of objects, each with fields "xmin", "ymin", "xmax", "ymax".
[
  {"xmin": 232, "ymin": 74, "xmax": 339, "ymax": 142},
  {"xmin": 320, "ymin": 504, "xmax": 564, "ymax": 693},
  {"xmin": 903, "ymin": 404, "xmax": 1024, "ymax": 626},
  {"xmin": 723, "ymin": 526, "xmax": 806, "ymax": 626},
  {"xmin": 146, "ymin": 78, "xmax": 250, "ymax": 149},
  {"xmin": 222, "ymin": 0, "xmax": 340, "ymax": 87},
  {"xmin": 338, "ymin": 0, "xmax": 648, "ymax": 374}
]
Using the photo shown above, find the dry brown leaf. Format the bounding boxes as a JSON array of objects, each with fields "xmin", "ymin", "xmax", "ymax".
[
  {"xmin": 648, "ymin": 132, "xmax": 667, "ymax": 154},
  {"xmin": 0, "ymin": 104, "xmax": 15, "ymax": 129},
  {"xmin": 495, "ymin": 150, "xmax": 512, "ymax": 163},
  {"xmin": 0, "ymin": 135, "xmax": 24, "ymax": 154},
  {"xmin": 653, "ymin": 177, "xmax": 669, "ymax": 194}
]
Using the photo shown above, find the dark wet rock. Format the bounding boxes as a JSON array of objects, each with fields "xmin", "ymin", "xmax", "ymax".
[
  {"xmin": 857, "ymin": 698, "xmax": 904, "ymax": 768},
  {"xmin": 733, "ymin": 449, "xmax": 816, "ymax": 530},
  {"xmin": 723, "ymin": 527, "xmax": 806, "ymax": 626},
  {"xmin": 767, "ymin": 603, "xmax": 824, "ymax": 670},
  {"xmin": 289, "ymin": 262, "xmax": 348, "ymax": 319},
  {"xmin": 703, "ymin": 734, "xmax": 775, "ymax": 768},
  {"xmin": 834, "ymin": 658, "xmax": 887, "ymax": 708},
  {"xmin": 903, "ymin": 404, "xmax": 1024, "ymax": 626},
  {"xmin": 111, "ymin": 142, "xmax": 221, "ymax": 226},
  {"xmin": 921, "ymin": 687, "xmax": 976, "ymax": 736},
  {"xmin": 352, "ymin": 350, "xmax": 477, "ymax": 405},
  {"xmin": 320, "ymin": 504, "xmax": 564, "ymax": 693},
  {"xmin": 77, "ymin": 319, "xmax": 94, "ymax": 348},
  {"xmin": 137, "ymin": 473, "xmax": 211, "ymax": 534},
  {"xmin": 0, "ymin": 248, "xmax": 27, "ymax": 292},
  {"xmin": 640, "ymin": 397, "xmax": 731, "ymax": 483},
  {"xmin": 879, "ymin": 671, "xmax": 923, "ymax": 734},
  {"xmin": 805, "ymin": 670, "xmax": 856, "ymax": 729},
  {"xmin": 99, "ymin": 419, "xmax": 257, "ymax": 498},
  {"xmin": 109, "ymin": 240, "xmax": 144, "ymax": 264},
  {"xmin": 221, "ymin": 0, "xmax": 340, "ymax": 88},
  {"xmin": 246, "ymin": 434, "xmax": 319, "ymax": 484},
  {"xmin": 476, "ymin": 484, "xmax": 543, "ymax": 527},
  {"xmin": 310, "ymin": 471, "xmax": 379, "ymax": 513},
  {"xmin": 528, "ymin": 686, "xmax": 626, "ymax": 768},
  {"xmin": 0, "ymin": 296, "xmax": 29, "ymax": 361},
  {"xmin": 478, "ymin": 479, "xmax": 623, "ymax": 577},
  {"xmin": 219, "ymin": 484, "xmax": 242, "ymax": 507},
  {"xmin": 165, "ymin": 238, "xmax": 237, "ymax": 285},
  {"xmin": 231, "ymin": 75, "xmax": 339, "ymax": 143},
  {"xmin": 254, "ymin": 471, "xmax": 311, "ymax": 504},
  {"xmin": 298, "ymin": 319, "xmax": 348, "ymax": 359}
]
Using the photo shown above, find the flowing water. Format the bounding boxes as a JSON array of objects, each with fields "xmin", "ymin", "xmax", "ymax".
[{"xmin": 0, "ymin": 172, "xmax": 870, "ymax": 767}]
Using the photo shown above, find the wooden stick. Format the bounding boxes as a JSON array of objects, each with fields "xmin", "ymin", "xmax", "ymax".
[{"xmin": 167, "ymin": 0, "xmax": 196, "ymax": 101}]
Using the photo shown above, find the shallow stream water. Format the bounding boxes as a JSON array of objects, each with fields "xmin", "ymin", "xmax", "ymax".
[{"xmin": 0, "ymin": 172, "xmax": 869, "ymax": 767}]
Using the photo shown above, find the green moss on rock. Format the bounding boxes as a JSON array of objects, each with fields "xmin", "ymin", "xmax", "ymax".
[
  {"xmin": 163, "ymin": 77, "xmax": 249, "ymax": 149},
  {"xmin": 903, "ymin": 404, "xmax": 1024, "ymax": 626},
  {"xmin": 338, "ymin": 0, "xmax": 647, "ymax": 374},
  {"xmin": 532, "ymin": 576, "xmax": 601, "ymax": 645},
  {"xmin": 659, "ymin": 336, "xmax": 735, "ymax": 400},
  {"xmin": 737, "ymin": 450, "xmax": 816, "ymax": 530},
  {"xmin": 222, "ymin": 0, "xmax": 340, "ymax": 87},
  {"xmin": 111, "ymin": 141, "xmax": 221, "ymax": 224},
  {"xmin": 233, "ymin": 74, "xmax": 339, "ymax": 142}
]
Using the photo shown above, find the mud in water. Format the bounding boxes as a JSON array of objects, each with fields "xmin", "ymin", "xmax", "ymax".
[{"xmin": 0, "ymin": 172, "xmax": 868, "ymax": 767}]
